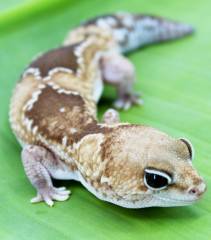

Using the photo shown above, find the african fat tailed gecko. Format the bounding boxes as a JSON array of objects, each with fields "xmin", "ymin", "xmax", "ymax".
[{"xmin": 10, "ymin": 12, "xmax": 206, "ymax": 208}]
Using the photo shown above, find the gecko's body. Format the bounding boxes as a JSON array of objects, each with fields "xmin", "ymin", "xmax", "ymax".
[{"xmin": 10, "ymin": 12, "xmax": 206, "ymax": 208}]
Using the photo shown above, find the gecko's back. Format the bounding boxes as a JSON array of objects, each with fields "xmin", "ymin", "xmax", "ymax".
[{"xmin": 10, "ymin": 28, "xmax": 114, "ymax": 147}]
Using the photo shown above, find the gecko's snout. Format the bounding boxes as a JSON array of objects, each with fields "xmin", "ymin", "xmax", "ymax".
[{"xmin": 188, "ymin": 182, "xmax": 207, "ymax": 198}]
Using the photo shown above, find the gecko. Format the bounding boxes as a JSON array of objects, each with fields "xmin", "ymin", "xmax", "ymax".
[{"xmin": 9, "ymin": 12, "xmax": 206, "ymax": 208}]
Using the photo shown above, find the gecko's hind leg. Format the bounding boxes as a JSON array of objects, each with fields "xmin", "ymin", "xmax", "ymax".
[
  {"xmin": 102, "ymin": 108, "xmax": 120, "ymax": 124},
  {"xmin": 101, "ymin": 52, "xmax": 143, "ymax": 110},
  {"xmin": 21, "ymin": 145, "xmax": 71, "ymax": 207}
]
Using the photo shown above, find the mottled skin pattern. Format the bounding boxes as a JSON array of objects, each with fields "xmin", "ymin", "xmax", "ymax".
[{"xmin": 10, "ymin": 12, "xmax": 206, "ymax": 208}]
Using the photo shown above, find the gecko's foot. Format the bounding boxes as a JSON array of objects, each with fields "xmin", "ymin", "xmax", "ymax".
[
  {"xmin": 30, "ymin": 186, "xmax": 71, "ymax": 207},
  {"xmin": 114, "ymin": 92, "xmax": 144, "ymax": 110}
]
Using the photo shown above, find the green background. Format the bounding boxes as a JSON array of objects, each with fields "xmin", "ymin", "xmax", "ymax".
[{"xmin": 0, "ymin": 0, "xmax": 210, "ymax": 239}]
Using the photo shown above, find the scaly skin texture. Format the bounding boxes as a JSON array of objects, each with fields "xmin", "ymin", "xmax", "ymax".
[{"xmin": 9, "ymin": 12, "xmax": 206, "ymax": 208}]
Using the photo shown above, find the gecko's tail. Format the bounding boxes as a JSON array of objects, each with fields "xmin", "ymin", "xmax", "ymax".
[
  {"xmin": 136, "ymin": 14, "xmax": 194, "ymax": 41},
  {"xmin": 80, "ymin": 12, "xmax": 194, "ymax": 53},
  {"xmin": 112, "ymin": 12, "xmax": 195, "ymax": 53}
]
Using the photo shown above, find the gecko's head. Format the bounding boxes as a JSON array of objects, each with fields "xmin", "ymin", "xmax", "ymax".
[{"xmin": 103, "ymin": 125, "xmax": 206, "ymax": 208}]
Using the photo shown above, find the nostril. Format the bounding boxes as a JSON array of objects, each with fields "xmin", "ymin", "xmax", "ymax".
[
  {"xmin": 188, "ymin": 185, "xmax": 205, "ymax": 197},
  {"xmin": 189, "ymin": 188, "xmax": 197, "ymax": 195}
]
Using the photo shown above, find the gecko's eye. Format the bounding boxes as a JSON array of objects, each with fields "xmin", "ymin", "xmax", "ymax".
[{"xmin": 144, "ymin": 168, "xmax": 172, "ymax": 190}]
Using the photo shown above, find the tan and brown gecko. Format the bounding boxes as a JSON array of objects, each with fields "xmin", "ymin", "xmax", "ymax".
[{"xmin": 10, "ymin": 12, "xmax": 206, "ymax": 208}]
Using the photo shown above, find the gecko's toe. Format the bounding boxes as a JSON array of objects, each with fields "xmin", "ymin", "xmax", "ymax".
[
  {"xmin": 114, "ymin": 93, "xmax": 143, "ymax": 110},
  {"xmin": 51, "ymin": 186, "xmax": 71, "ymax": 202},
  {"xmin": 57, "ymin": 187, "xmax": 66, "ymax": 191},
  {"xmin": 30, "ymin": 194, "xmax": 43, "ymax": 203},
  {"xmin": 123, "ymin": 101, "xmax": 131, "ymax": 110},
  {"xmin": 114, "ymin": 99, "xmax": 131, "ymax": 110},
  {"xmin": 56, "ymin": 189, "xmax": 71, "ymax": 195},
  {"xmin": 113, "ymin": 99, "xmax": 125, "ymax": 109},
  {"xmin": 137, "ymin": 98, "xmax": 144, "ymax": 106},
  {"xmin": 52, "ymin": 193, "xmax": 70, "ymax": 201},
  {"xmin": 54, "ymin": 186, "xmax": 71, "ymax": 195},
  {"xmin": 30, "ymin": 186, "xmax": 71, "ymax": 207},
  {"xmin": 43, "ymin": 196, "xmax": 54, "ymax": 207}
]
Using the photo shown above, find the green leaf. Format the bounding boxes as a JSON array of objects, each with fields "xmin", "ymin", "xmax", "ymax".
[{"xmin": 0, "ymin": 0, "xmax": 210, "ymax": 239}]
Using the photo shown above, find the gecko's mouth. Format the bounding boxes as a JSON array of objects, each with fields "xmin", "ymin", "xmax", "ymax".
[{"xmin": 155, "ymin": 195, "xmax": 199, "ymax": 205}]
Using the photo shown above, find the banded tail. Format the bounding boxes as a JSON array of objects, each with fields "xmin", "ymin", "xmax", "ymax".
[{"xmin": 84, "ymin": 12, "xmax": 194, "ymax": 53}]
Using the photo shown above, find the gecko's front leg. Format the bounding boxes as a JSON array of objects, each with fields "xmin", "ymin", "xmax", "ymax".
[
  {"xmin": 21, "ymin": 145, "xmax": 71, "ymax": 207},
  {"xmin": 101, "ymin": 52, "xmax": 143, "ymax": 110}
]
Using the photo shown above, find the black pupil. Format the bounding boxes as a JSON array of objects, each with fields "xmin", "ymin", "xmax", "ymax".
[{"xmin": 145, "ymin": 172, "xmax": 168, "ymax": 189}]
